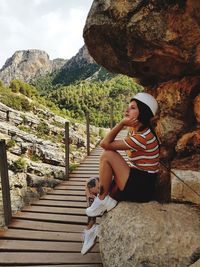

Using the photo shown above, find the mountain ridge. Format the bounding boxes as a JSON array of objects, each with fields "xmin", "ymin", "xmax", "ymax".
[
  {"xmin": 0, "ymin": 49, "xmax": 67, "ymax": 85},
  {"xmin": 0, "ymin": 46, "xmax": 114, "ymax": 87}
]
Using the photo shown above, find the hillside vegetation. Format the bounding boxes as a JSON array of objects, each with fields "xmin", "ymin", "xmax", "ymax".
[
  {"xmin": 0, "ymin": 75, "xmax": 143, "ymax": 127},
  {"xmin": 49, "ymin": 75, "xmax": 143, "ymax": 127}
]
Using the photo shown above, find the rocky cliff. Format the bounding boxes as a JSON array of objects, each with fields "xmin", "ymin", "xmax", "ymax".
[
  {"xmin": 84, "ymin": 0, "xmax": 200, "ymax": 203},
  {"xmin": 0, "ymin": 49, "xmax": 67, "ymax": 85},
  {"xmin": 0, "ymin": 46, "xmax": 113, "ymax": 87},
  {"xmin": 52, "ymin": 45, "xmax": 114, "ymax": 85},
  {"xmin": 84, "ymin": 0, "xmax": 200, "ymax": 86}
]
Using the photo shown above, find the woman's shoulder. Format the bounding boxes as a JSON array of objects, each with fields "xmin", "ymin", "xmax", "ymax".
[{"xmin": 131, "ymin": 127, "xmax": 151, "ymax": 137}]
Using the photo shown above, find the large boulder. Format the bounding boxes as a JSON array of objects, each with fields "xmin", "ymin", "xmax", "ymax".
[
  {"xmin": 84, "ymin": 0, "xmax": 200, "ymax": 86},
  {"xmin": 171, "ymin": 169, "xmax": 200, "ymax": 205},
  {"xmin": 99, "ymin": 202, "xmax": 200, "ymax": 267}
]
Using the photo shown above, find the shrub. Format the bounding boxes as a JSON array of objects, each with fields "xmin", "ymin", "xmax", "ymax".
[
  {"xmin": 29, "ymin": 154, "xmax": 40, "ymax": 162},
  {"xmin": 37, "ymin": 121, "xmax": 50, "ymax": 136},
  {"xmin": 99, "ymin": 128, "xmax": 108, "ymax": 139},
  {"xmin": 0, "ymin": 80, "xmax": 4, "ymax": 87},
  {"xmin": 69, "ymin": 163, "xmax": 78, "ymax": 173},
  {"xmin": 12, "ymin": 157, "xmax": 27, "ymax": 172},
  {"xmin": 10, "ymin": 80, "xmax": 20, "ymax": 93},
  {"xmin": 20, "ymin": 98, "xmax": 33, "ymax": 111},
  {"xmin": 6, "ymin": 139, "xmax": 16, "ymax": 149}
]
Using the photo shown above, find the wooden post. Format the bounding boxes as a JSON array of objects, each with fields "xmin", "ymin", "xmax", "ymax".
[
  {"xmin": 110, "ymin": 102, "xmax": 114, "ymax": 129},
  {"xmin": 86, "ymin": 112, "xmax": 90, "ymax": 156},
  {"xmin": 0, "ymin": 140, "xmax": 12, "ymax": 226},
  {"xmin": 6, "ymin": 110, "xmax": 9, "ymax": 122},
  {"xmin": 64, "ymin": 121, "xmax": 69, "ymax": 181}
]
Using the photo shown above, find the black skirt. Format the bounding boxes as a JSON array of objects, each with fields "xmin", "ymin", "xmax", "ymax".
[{"xmin": 117, "ymin": 168, "xmax": 157, "ymax": 202}]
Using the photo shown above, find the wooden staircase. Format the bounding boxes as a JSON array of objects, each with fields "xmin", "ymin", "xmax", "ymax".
[{"xmin": 0, "ymin": 146, "xmax": 104, "ymax": 266}]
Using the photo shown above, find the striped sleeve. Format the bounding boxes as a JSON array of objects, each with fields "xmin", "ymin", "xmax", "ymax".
[{"xmin": 123, "ymin": 134, "xmax": 146, "ymax": 151}]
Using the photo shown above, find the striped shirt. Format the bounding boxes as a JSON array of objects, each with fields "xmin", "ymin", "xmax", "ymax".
[{"xmin": 123, "ymin": 128, "xmax": 160, "ymax": 173}]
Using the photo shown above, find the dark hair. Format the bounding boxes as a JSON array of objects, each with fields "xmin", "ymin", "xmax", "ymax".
[
  {"xmin": 131, "ymin": 98, "xmax": 160, "ymax": 145},
  {"xmin": 131, "ymin": 98, "xmax": 154, "ymax": 128}
]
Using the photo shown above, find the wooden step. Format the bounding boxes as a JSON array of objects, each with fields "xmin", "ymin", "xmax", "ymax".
[
  {"xmin": 0, "ymin": 239, "xmax": 99, "ymax": 252},
  {"xmin": 0, "ymin": 252, "xmax": 102, "ymax": 265},
  {"xmin": 21, "ymin": 206, "xmax": 85, "ymax": 215},
  {"xmin": 40, "ymin": 195, "xmax": 86, "ymax": 201},
  {"xmin": 21, "ymin": 265, "xmax": 102, "ymax": 267},
  {"xmin": 47, "ymin": 189, "xmax": 85, "ymax": 196},
  {"xmin": 0, "ymin": 229, "xmax": 83, "ymax": 241},
  {"xmin": 55, "ymin": 185, "xmax": 85, "ymax": 190},
  {"xmin": 12, "ymin": 212, "xmax": 87, "ymax": 224},
  {"xmin": 32, "ymin": 199, "xmax": 87, "ymax": 208},
  {"xmin": 9, "ymin": 220, "xmax": 85, "ymax": 233}
]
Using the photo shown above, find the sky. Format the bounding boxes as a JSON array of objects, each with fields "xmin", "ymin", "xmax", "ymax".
[{"xmin": 0, "ymin": 0, "xmax": 94, "ymax": 68}]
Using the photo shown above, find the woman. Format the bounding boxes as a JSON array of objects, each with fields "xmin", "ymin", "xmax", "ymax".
[{"xmin": 81, "ymin": 92, "xmax": 159, "ymax": 254}]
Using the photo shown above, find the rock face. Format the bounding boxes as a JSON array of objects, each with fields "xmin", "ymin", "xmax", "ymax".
[
  {"xmin": 171, "ymin": 169, "xmax": 200, "ymax": 205},
  {"xmin": 0, "ymin": 49, "xmax": 66, "ymax": 85},
  {"xmin": 84, "ymin": 0, "xmax": 200, "ymax": 203},
  {"xmin": 99, "ymin": 202, "xmax": 200, "ymax": 267},
  {"xmin": 52, "ymin": 45, "xmax": 100, "ymax": 85},
  {"xmin": 84, "ymin": 0, "xmax": 200, "ymax": 85}
]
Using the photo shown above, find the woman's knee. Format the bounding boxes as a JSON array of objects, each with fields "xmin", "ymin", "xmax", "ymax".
[{"xmin": 100, "ymin": 150, "xmax": 118, "ymax": 162}]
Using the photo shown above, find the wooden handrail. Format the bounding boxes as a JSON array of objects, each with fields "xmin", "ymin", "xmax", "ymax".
[
  {"xmin": 0, "ymin": 140, "xmax": 12, "ymax": 226},
  {"xmin": 64, "ymin": 121, "xmax": 69, "ymax": 181},
  {"xmin": 86, "ymin": 112, "xmax": 90, "ymax": 156}
]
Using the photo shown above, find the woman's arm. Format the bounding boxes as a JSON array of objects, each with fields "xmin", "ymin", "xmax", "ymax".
[
  {"xmin": 100, "ymin": 121, "xmax": 127, "ymax": 150},
  {"xmin": 100, "ymin": 117, "xmax": 137, "ymax": 151}
]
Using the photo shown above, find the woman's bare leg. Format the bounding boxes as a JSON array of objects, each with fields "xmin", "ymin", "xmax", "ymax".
[{"xmin": 98, "ymin": 150, "xmax": 130, "ymax": 200}]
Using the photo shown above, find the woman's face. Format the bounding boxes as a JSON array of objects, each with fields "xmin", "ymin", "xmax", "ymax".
[{"xmin": 125, "ymin": 100, "xmax": 140, "ymax": 120}]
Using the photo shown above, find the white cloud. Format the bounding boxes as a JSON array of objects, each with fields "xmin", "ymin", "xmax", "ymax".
[{"xmin": 0, "ymin": 0, "xmax": 93, "ymax": 68}]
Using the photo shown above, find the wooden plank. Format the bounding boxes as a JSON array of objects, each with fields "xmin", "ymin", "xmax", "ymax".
[
  {"xmin": 72, "ymin": 170, "xmax": 99, "ymax": 174},
  {"xmin": 81, "ymin": 160, "xmax": 100, "ymax": 163},
  {"xmin": 81, "ymin": 159, "xmax": 100, "ymax": 162},
  {"xmin": 0, "ymin": 229, "xmax": 82, "ymax": 241},
  {"xmin": 21, "ymin": 265, "xmax": 102, "ymax": 267},
  {"xmin": 0, "ymin": 252, "xmax": 102, "ymax": 265},
  {"xmin": 22, "ymin": 206, "xmax": 85, "ymax": 215},
  {"xmin": 69, "ymin": 174, "xmax": 99, "ymax": 178},
  {"xmin": 75, "ymin": 166, "xmax": 99, "ymax": 169},
  {"xmin": 9, "ymin": 220, "xmax": 85, "ymax": 233},
  {"xmin": 12, "ymin": 212, "xmax": 87, "ymax": 224},
  {"xmin": 0, "ymin": 240, "xmax": 99, "ymax": 252},
  {"xmin": 55, "ymin": 185, "xmax": 85, "ymax": 190},
  {"xmin": 47, "ymin": 189, "xmax": 85, "ymax": 196},
  {"xmin": 58, "ymin": 181, "xmax": 86, "ymax": 186},
  {"xmin": 68, "ymin": 178, "xmax": 90, "ymax": 182},
  {"xmin": 32, "ymin": 200, "xmax": 87, "ymax": 208},
  {"xmin": 77, "ymin": 162, "xmax": 100, "ymax": 164},
  {"xmin": 40, "ymin": 195, "xmax": 86, "ymax": 201}
]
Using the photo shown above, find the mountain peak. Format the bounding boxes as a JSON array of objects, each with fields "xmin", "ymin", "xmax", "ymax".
[{"xmin": 0, "ymin": 49, "xmax": 66, "ymax": 85}]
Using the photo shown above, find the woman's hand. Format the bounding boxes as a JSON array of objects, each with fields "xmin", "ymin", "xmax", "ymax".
[{"xmin": 121, "ymin": 116, "xmax": 139, "ymax": 127}]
